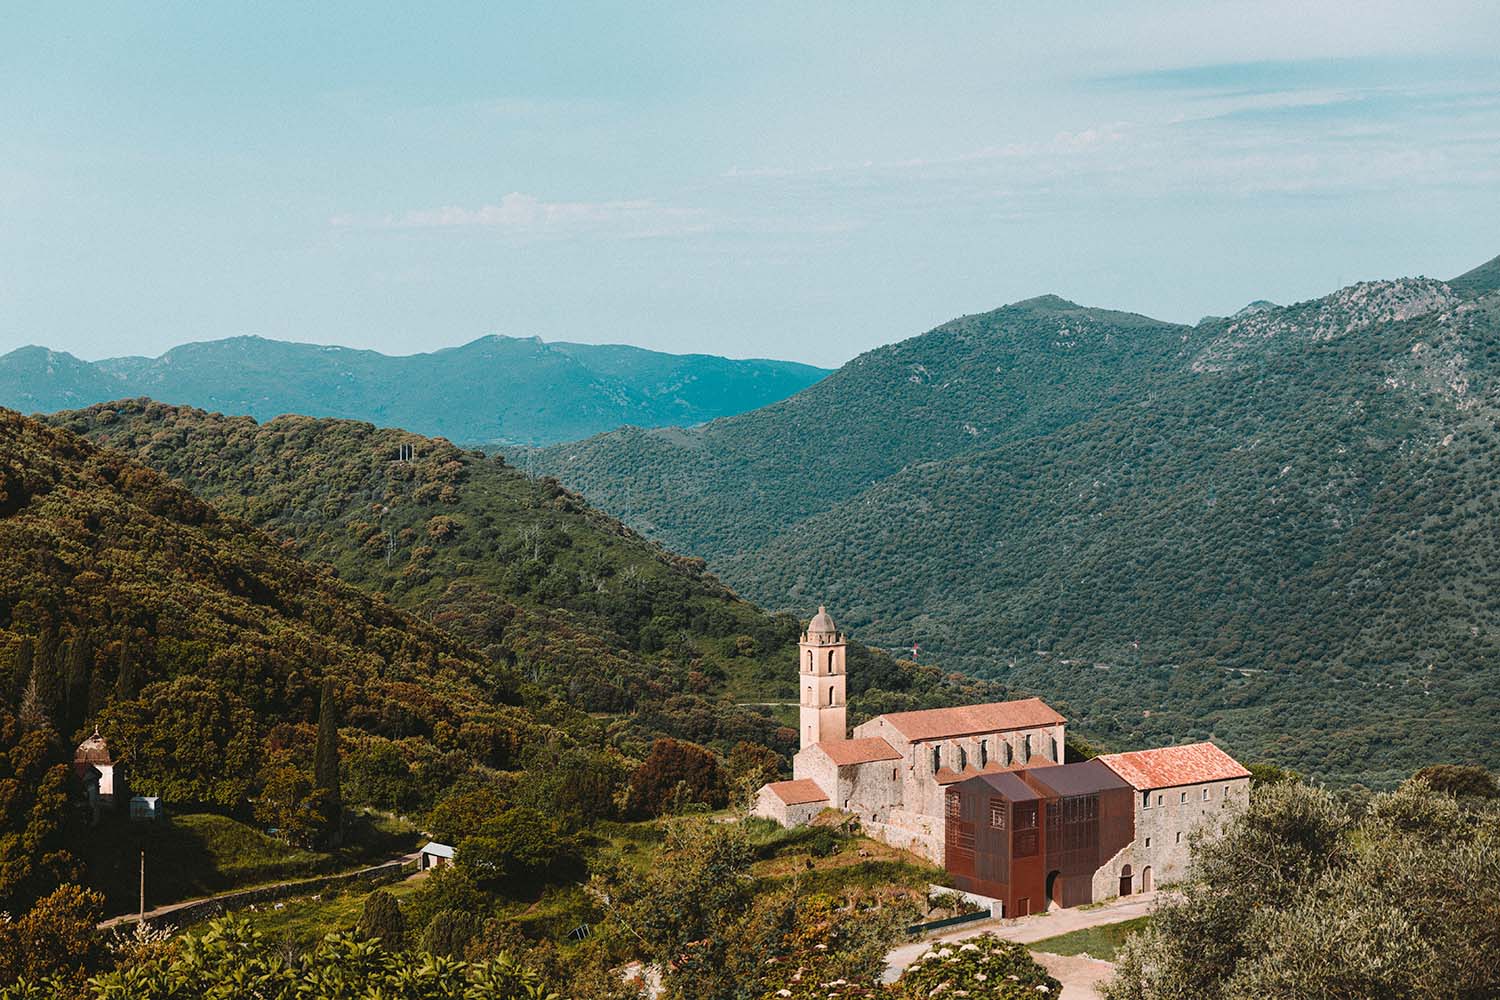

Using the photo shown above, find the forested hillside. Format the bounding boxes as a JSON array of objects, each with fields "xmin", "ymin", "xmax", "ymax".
[
  {"xmin": 1, "ymin": 334, "xmax": 829, "ymax": 446},
  {"xmin": 0, "ymin": 407, "xmax": 541, "ymax": 912},
  {"xmin": 51, "ymin": 401, "xmax": 1000, "ymax": 741},
  {"xmin": 534, "ymin": 296, "xmax": 1190, "ymax": 558},
  {"xmin": 535, "ymin": 258, "xmax": 1500, "ymax": 785},
  {"xmin": 3, "ymin": 403, "xmax": 1001, "ymax": 922}
]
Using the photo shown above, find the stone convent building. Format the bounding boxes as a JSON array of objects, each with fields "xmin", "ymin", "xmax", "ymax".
[{"xmin": 753, "ymin": 607, "xmax": 1250, "ymax": 911}]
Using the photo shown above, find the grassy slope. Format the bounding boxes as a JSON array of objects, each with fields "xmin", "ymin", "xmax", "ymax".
[{"xmin": 1030, "ymin": 914, "xmax": 1152, "ymax": 961}]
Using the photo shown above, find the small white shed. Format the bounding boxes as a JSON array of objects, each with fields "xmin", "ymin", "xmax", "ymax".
[{"xmin": 419, "ymin": 841, "xmax": 455, "ymax": 871}]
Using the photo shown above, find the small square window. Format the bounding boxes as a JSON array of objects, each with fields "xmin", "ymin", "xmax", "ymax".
[
  {"xmin": 1180, "ymin": 791, "xmax": 1187, "ymax": 803},
  {"xmin": 1156, "ymin": 794, "xmax": 1163, "ymax": 807},
  {"xmin": 1203, "ymin": 787, "xmax": 1210, "ymax": 800},
  {"xmin": 1144, "ymin": 836, "xmax": 1151, "ymax": 848},
  {"xmin": 1175, "ymin": 831, "xmax": 1182, "ymax": 844}
]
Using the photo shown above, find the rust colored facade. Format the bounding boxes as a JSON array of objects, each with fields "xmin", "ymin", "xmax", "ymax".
[{"xmin": 944, "ymin": 760, "xmax": 1134, "ymax": 915}]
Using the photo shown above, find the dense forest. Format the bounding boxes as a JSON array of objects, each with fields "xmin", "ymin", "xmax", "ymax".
[
  {"xmin": 0, "ymin": 404, "xmax": 1001, "ymax": 930},
  {"xmin": 1, "ymin": 333, "xmax": 829, "ymax": 446},
  {"xmin": 534, "ymin": 259, "xmax": 1500, "ymax": 785},
  {"xmin": 50, "ymin": 400, "xmax": 1002, "ymax": 739}
]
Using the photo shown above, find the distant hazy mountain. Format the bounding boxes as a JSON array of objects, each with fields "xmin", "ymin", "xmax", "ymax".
[
  {"xmin": 535, "ymin": 254, "xmax": 1500, "ymax": 785},
  {"xmin": 0, "ymin": 334, "xmax": 830, "ymax": 445}
]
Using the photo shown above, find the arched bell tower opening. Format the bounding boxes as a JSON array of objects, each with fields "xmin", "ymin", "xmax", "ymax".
[{"xmin": 799, "ymin": 606, "xmax": 847, "ymax": 750}]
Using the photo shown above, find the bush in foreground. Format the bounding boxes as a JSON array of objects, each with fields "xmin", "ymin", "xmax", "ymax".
[{"xmin": 0, "ymin": 916, "xmax": 556, "ymax": 1000}]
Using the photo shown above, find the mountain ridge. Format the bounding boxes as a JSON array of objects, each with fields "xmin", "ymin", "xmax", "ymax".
[
  {"xmin": 533, "ymin": 260, "xmax": 1500, "ymax": 785},
  {"xmin": 1, "ymin": 334, "xmax": 830, "ymax": 446}
]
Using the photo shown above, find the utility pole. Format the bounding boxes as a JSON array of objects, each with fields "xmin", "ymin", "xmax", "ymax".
[{"xmin": 139, "ymin": 849, "xmax": 145, "ymax": 924}]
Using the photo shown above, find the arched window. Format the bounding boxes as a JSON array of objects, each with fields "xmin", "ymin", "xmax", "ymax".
[
  {"xmin": 980, "ymin": 740, "xmax": 989, "ymax": 767},
  {"xmin": 958, "ymin": 746, "xmax": 968, "ymax": 771},
  {"xmin": 1050, "ymin": 737, "xmax": 1059, "ymax": 762},
  {"xmin": 806, "ymin": 650, "xmax": 812, "ymax": 669},
  {"xmin": 1023, "ymin": 735, "xmax": 1032, "ymax": 763},
  {"xmin": 827, "ymin": 650, "xmax": 836, "ymax": 672},
  {"xmin": 1004, "ymin": 742, "xmax": 1013, "ymax": 766},
  {"xmin": 827, "ymin": 685, "xmax": 835, "ymax": 706},
  {"xmin": 931, "ymin": 746, "xmax": 941, "ymax": 773}
]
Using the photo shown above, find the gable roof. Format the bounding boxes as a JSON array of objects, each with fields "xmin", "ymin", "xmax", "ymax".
[
  {"xmin": 420, "ymin": 841, "xmax": 456, "ymax": 859},
  {"xmin": 1098, "ymin": 742, "xmax": 1250, "ymax": 790},
  {"xmin": 764, "ymin": 779, "xmax": 830, "ymax": 806},
  {"xmin": 962, "ymin": 770, "xmax": 1043, "ymax": 801},
  {"xmin": 814, "ymin": 737, "xmax": 902, "ymax": 766},
  {"xmin": 1023, "ymin": 759, "xmax": 1131, "ymax": 798},
  {"xmin": 877, "ymin": 697, "xmax": 1065, "ymax": 742}
]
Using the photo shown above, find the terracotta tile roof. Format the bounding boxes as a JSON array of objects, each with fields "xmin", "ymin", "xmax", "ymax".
[
  {"xmin": 933, "ymin": 758, "xmax": 1056, "ymax": 785},
  {"xmin": 877, "ymin": 698, "xmax": 1065, "ymax": 742},
  {"xmin": 814, "ymin": 737, "xmax": 902, "ymax": 766},
  {"xmin": 1098, "ymin": 742, "xmax": 1250, "ymax": 790},
  {"xmin": 764, "ymin": 779, "xmax": 829, "ymax": 806}
]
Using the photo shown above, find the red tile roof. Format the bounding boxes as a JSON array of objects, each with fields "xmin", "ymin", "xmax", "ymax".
[
  {"xmin": 764, "ymin": 779, "xmax": 829, "ymax": 806},
  {"xmin": 814, "ymin": 737, "xmax": 902, "ymax": 766},
  {"xmin": 877, "ymin": 698, "xmax": 1065, "ymax": 742},
  {"xmin": 933, "ymin": 758, "xmax": 1056, "ymax": 785},
  {"xmin": 1098, "ymin": 742, "xmax": 1250, "ymax": 790}
]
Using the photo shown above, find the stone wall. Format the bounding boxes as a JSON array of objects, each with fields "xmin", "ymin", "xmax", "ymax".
[
  {"xmin": 107, "ymin": 859, "xmax": 411, "ymax": 932},
  {"xmin": 836, "ymin": 758, "xmax": 906, "ymax": 823},
  {"xmin": 1099, "ymin": 775, "xmax": 1250, "ymax": 894},
  {"xmin": 865, "ymin": 808, "xmax": 944, "ymax": 865},
  {"xmin": 792, "ymin": 744, "xmax": 839, "ymax": 801}
]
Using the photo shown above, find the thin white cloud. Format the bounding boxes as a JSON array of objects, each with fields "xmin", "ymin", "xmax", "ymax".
[
  {"xmin": 331, "ymin": 192, "xmax": 709, "ymax": 238},
  {"xmin": 724, "ymin": 126, "xmax": 1130, "ymax": 181}
]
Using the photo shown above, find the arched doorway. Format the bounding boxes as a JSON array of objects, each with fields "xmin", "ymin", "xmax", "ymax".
[
  {"xmin": 1119, "ymin": 864, "xmax": 1133, "ymax": 897},
  {"xmin": 1045, "ymin": 870, "xmax": 1062, "ymax": 910},
  {"xmin": 1142, "ymin": 866, "xmax": 1154, "ymax": 892}
]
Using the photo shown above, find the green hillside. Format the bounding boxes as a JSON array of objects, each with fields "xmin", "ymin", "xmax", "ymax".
[
  {"xmin": 0, "ymin": 406, "xmax": 546, "ymax": 911},
  {"xmin": 534, "ymin": 268, "xmax": 1500, "ymax": 785},
  {"xmin": 52, "ymin": 401, "xmax": 1003, "ymax": 743},
  {"xmin": 4, "ymin": 402, "xmax": 1003, "ymax": 919},
  {"xmin": 2, "ymin": 334, "xmax": 829, "ymax": 446},
  {"xmin": 535, "ymin": 296, "xmax": 1191, "ymax": 559}
]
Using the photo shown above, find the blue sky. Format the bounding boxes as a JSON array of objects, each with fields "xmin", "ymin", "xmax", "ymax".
[{"xmin": 3, "ymin": 3, "xmax": 1498, "ymax": 367}]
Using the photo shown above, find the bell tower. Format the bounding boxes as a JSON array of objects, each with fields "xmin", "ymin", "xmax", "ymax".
[{"xmin": 799, "ymin": 606, "xmax": 847, "ymax": 750}]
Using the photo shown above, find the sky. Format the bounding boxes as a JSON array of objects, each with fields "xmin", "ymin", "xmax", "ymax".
[{"xmin": 2, "ymin": 3, "xmax": 1498, "ymax": 368}]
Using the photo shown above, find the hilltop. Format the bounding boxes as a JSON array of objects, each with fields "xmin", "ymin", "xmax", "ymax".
[
  {"xmin": 2, "ymin": 334, "xmax": 830, "ymax": 446},
  {"xmin": 534, "ymin": 258, "xmax": 1500, "ymax": 785}
]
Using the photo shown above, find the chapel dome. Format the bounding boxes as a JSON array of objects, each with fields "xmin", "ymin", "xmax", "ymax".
[
  {"xmin": 74, "ymin": 727, "xmax": 112, "ymax": 766},
  {"xmin": 808, "ymin": 605, "xmax": 837, "ymax": 636}
]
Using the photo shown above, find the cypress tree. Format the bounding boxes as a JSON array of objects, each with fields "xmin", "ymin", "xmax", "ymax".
[
  {"xmin": 18, "ymin": 659, "xmax": 49, "ymax": 731},
  {"xmin": 36, "ymin": 630, "xmax": 61, "ymax": 713},
  {"xmin": 314, "ymin": 680, "xmax": 342, "ymax": 843},
  {"xmin": 64, "ymin": 635, "xmax": 92, "ymax": 736},
  {"xmin": 357, "ymin": 888, "xmax": 405, "ymax": 949},
  {"xmin": 114, "ymin": 634, "xmax": 137, "ymax": 702}
]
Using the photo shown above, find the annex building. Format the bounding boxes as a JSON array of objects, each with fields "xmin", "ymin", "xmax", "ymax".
[{"xmin": 753, "ymin": 607, "xmax": 1251, "ymax": 913}]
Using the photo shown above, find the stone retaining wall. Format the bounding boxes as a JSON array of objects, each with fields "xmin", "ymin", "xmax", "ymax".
[{"xmin": 109, "ymin": 859, "xmax": 412, "ymax": 931}]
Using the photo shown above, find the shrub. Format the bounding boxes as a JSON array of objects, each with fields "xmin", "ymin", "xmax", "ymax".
[{"xmin": 355, "ymin": 888, "xmax": 405, "ymax": 951}]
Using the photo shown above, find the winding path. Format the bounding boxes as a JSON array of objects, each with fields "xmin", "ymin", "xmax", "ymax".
[{"xmin": 882, "ymin": 890, "xmax": 1159, "ymax": 988}]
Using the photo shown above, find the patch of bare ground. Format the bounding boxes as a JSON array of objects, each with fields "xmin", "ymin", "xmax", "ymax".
[{"xmin": 1033, "ymin": 951, "xmax": 1115, "ymax": 1000}]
